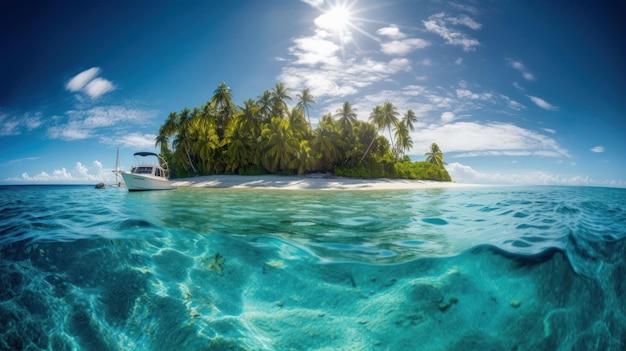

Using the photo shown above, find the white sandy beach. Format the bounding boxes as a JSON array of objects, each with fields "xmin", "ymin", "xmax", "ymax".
[{"xmin": 170, "ymin": 174, "xmax": 479, "ymax": 190}]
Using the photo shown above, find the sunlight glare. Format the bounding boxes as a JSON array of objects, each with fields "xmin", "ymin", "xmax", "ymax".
[{"xmin": 316, "ymin": 5, "xmax": 351, "ymax": 32}]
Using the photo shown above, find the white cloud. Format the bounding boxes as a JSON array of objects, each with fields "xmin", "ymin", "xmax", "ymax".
[
  {"xmin": 423, "ymin": 12, "xmax": 481, "ymax": 52},
  {"xmin": 380, "ymin": 38, "xmax": 430, "ymax": 56},
  {"xmin": 66, "ymin": 67, "xmax": 100, "ymax": 92},
  {"xmin": 542, "ymin": 128, "xmax": 556, "ymax": 134},
  {"xmin": 301, "ymin": 0, "xmax": 323, "ymax": 8},
  {"xmin": 101, "ymin": 132, "xmax": 157, "ymax": 149},
  {"xmin": 0, "ymin": 112, "xmax": 43, "ymax": 136},
  {"xmin": 506, "ymin": 58, "xmax": 535, "ymax": 81},
  {"xmin": 454, "ymin": 57, "xmax": 463, "ymax": 65},
  {"xmin": 82, "ymin": 106, "xmax": 153, "ymax": 127},
  {"xmin": 0, "ymin": 118, "xmax": 19, "ymax": 136},
  {"xmin": 66, "ymin": 67, "xmax": 115, "ymax": 99},
  {"xmin": 9, "ymin": 160, "xmax": 115, "ymax": 184},
  {"xmin": 413, "ymin": 121, "xmax": 570, "ymax": 158},
  {"xmin": 376, "ymin": 25, "xmax": 406, "ymax": 39},
  {"xmin": 47, "ymin": 122, "xmax": 91, "ymax": 140},
  {"xmin": 84, "ymin": 77, "xmax": 115, "ymax": 99},
  {"xmin": 48, "ymin": 106, "xmax": 157, "ymax": 141},
  {"xmin": 447, "ymin": 162, "xmax": 625, "ymax": 187},
  {"xmin": 448, "ymin": 14, "xmax": 482, "ymax": 30},
  {"xmin": 290, "ymin": 37, "xmax": 341, "ymax": 66},
  {"xmin": 499, "ymin": 95, "xmax": 525, "ymax": 110},
  {"xmin": 441, "ymin": 111, "xmax": 455, "ymax": 123},
  {"xmin": 456, "ymin": 88, "xmax": 493, "ymax": 100},
  {"xmin": 279, "ymin": 37, "xmax": 411, "ymax": 100},
  {"xmin": 512, "ymin": 82, "xmax": 525, "ymax": 92},
  {"xmin": 527, "ymin": 95, "xmax": 559, "ymax": 111},
  {"xmin": 590, "ymin": 146, "xmax": 604, "ymax": 153}
]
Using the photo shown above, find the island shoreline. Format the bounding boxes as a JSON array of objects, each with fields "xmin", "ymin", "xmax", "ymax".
[{"xmin": 170, "ymin": 174, "xmax": 481, "ymax": 191}]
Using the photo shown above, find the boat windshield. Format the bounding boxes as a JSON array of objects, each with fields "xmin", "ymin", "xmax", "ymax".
[{"xmin": 135, "ymin": 166, "xmax": 153, "ymax": 175}]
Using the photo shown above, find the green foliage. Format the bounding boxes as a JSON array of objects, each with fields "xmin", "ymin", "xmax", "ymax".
[
  {"xmin": 336, "ymin": 159, "xmax": 451, "ymax": 182},
  {"xmin": 156, "ymin": 82, "xmax": 453, "ymax": 182},
  {"xmin": 237, "ymin": 165, "xmax": 267, "ymax": 176},
  {"xmin": 394, "ymin": 161, "xmax": 452, "ymax": 181}
]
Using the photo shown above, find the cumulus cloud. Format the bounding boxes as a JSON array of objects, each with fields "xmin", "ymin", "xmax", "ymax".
[
  {"xmin": 376, "ymin": 25, "xmax": 406, "ymax": 39},
  {"xmin": 423, "ymin": 12, "xmax": 481, "ymax": 51},
  {"xmin": 590, "ymin": 146, "xmax": 604, "ymax": 153},
  {"xmin": 441, "ymin": 111, "xmax": 455, "ymax": 123},
  {"xmin": 506, "ymin": 58, "xmax": 535, "ymax": 81},
  {"xmin": 9, "ymin": 161, "xmax": 115, "ymax": 184},
  {"xmin": 380, "ymin": 38, "xmax": 430, "ymax": 56},
  {"xmin": 279, "ymin": 38, "xmax": 411, "ymax": 100},
  {"xmin": 527, "ymin": 95, "xmax": 559, "ymax": 111},
  {"xmin": 413, "ymin": 121, "xmax": 570, "ymax": 158},
  {"xmin": 66, "ymin": 67, "xmax": 115, "ymax": 99},
  {"xmin": 447, "ymin": 162, "xmax": 625, "ymax": 187}
]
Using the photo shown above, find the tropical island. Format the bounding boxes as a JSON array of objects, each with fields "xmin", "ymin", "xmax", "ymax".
[{"xmin": 156, "ymin": 82, "xmax": 451, "ymax": 182}]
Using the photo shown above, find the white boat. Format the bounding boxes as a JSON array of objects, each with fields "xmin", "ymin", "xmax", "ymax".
[{"xmin": 120, "ymin": 152, "xmax": 175, "ymax": 191}]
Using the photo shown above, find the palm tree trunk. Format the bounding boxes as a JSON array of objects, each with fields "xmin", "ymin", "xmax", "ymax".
[
  {"xmin": 388, "ymin": 128, "xmax": 397, "ymax": 160},
  {"xmin": 361, "ymin": 136, "xmax": 376, "ymax": 161},
  {"xmin": 185, "ymin": 142, "xmax": 197, "ymax": 174}
]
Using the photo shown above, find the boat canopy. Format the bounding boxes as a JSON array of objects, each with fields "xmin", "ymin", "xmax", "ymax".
[{"xmin": 134, "ymin": 152, "xmax": 159, "ymax": 157}]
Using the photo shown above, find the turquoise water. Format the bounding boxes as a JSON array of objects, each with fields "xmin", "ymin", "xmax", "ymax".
[{"xmin": 1, "ymin": 185, "xmax": 625, "ymax": 350}]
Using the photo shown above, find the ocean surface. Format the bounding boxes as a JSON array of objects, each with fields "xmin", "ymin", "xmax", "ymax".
[{"xmin": 0, "ymin": 184, "xmax": 625, "ymax": 350}]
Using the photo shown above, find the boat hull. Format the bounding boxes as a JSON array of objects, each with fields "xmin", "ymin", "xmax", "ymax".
[{"xmin": 121, "ymin": 172, "xmax": 175, "ymax": 191}]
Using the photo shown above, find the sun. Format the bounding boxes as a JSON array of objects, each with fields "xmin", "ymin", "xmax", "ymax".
[{"xmin": 316, "ymin": 5, "xmax": 352, "ymax": 33}]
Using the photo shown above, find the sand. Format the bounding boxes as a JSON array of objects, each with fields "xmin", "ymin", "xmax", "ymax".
[{"xmin": 170, "ymin": 174, "xmax": 479, "ymax": 190}]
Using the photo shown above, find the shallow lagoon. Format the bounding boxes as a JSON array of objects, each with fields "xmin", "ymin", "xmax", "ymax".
[{"xmin": 0, "ymin": 185, "xmax": 625, "ymax": 350}]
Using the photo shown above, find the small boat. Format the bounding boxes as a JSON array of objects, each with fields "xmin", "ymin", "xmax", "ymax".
[{"xmin": 120, "ymin": 152, "xmax": 175, "ymax": 191}]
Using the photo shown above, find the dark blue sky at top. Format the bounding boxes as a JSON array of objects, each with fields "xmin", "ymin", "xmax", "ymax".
[{"xmin": 0, "ymin": 0, "xmax": 624, "ymax": 185}]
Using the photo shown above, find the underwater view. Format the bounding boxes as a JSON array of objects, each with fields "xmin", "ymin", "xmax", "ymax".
[{"xmin": 0, "ymin": 185, "xmax": 625, "ymax": 350}]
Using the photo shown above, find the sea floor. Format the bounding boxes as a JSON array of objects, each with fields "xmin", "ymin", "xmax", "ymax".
[{"xmin": 0, "ymin": 185, "xmax": 625, "ymax": 350}]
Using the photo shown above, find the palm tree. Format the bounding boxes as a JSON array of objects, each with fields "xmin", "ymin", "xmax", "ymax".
[
  {"xmin": 191, "ymin": 117, "xmax": 220, "ymax": 173},
  {"xmin": 362, "ymin": 106, "xmax": 384, "ymax": 161},
  {"xmin": 155, "ymin": 111, "xmax": 178, "ymax": 154},
  {"xmin": 261, "ymin": 117, "xmax": 299, "ymax": 173},
  {"xmin": 403, "ymin": 109, "xmax": 418, "ymax": 132},
  {"xmin": 380, "ymin": 101, "xmax": 400, "ymax": 147},
  {"xmin": 287, "ymin": 107, "xmax": 309, "ymax": 139},
  {"xmin": 224, "ymin": 122, "xmax": 249, "ymax": 174},
  {"xmin": 257, "ymin": 90, "xmax": 272, "ymax": 123},
  {"xmin": 296, "ymin": 88, "xmax": 315, "ymax": 127},
  {"xmin": 176, "ymin": 108, "xmax": 198, "ymax": 174},
  {"xmin": 394, "ymin": 121, "xmax": 413, "ymax": 158},
  {"xmin": 312, "ymin": 119, "xmax": 342, "ymax": 170},
  {"xmin": 211, "ymin": 82, "xmax": 235, "ymax": 138},
  {"xmin": 270, "ymin": 82, "xmax": 291, "ymax": 118},
  {"xmin": 236, "ymin": 99, "xmax": 261, "ymax": 136},
  {"xmin": 334, "ymin": 101, "xmax": 357, "ymax": 133},
  {"xmin": 288, "ymin": 140, "xmax": 316, "ymax": 175},
  {"xmin": 425, "ymin": 143, "xmax": 444, "ymax": 166},
  {"xmin": 211, "ymin": 82, "xmax": 233, "ymax": 110}
]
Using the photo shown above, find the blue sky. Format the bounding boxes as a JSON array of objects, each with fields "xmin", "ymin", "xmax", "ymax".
[{"xmin": 1, "ymin": 0, "xmax": 624, "ymax": 186}]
